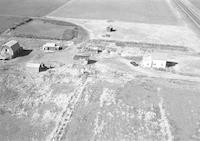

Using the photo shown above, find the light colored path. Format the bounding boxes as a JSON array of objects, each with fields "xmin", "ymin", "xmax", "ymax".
[{"xmin": 48, "ymin": 75, "xmax": 90, "ymax": 141}]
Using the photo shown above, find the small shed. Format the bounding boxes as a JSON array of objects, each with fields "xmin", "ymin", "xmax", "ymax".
[
  {"xmin": 106, "ymin": 25, "xmax": 116, "ymax": 32},
  {"xmin": 26, "ymin": 62, "xmax": 53, "ymax": 73},
  {"xmin": 73, "ymin": 54, "xmax": 90, "ymax": 65},
  {"xmin": 73, "ymin": 54, "xmax": 89, "ymax": 61},
  {"xmin": 88, "ymin": 47, "xmax": 102, "ymax": 54},
  {"xmin": 0, "ymin": 40, "xmax": 22, "ymax": 60},
  {"xmin": 26, "ymin": 62, "xmax": 41, "ymax": 73},
  {"xmin": 42, "ymin": 43, "xmax": 62, "ymax": 52}
]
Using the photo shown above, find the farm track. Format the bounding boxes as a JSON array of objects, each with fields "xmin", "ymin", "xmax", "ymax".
[
  {"xmin": 49, "ymin": 74, "xmax": 89, "ymax": 141},
  {"xmin": 91, "ymin": 39, "xmax": 190, "ymax": 52},
  {"xmin": 0, "ymin": 14, "xmax": 47, "ymax": 21},
  {"xmin": 174, "ymin": 0, "xmax": 200, "ymax": 29}
]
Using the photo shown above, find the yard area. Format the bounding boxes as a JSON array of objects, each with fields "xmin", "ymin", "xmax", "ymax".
[
  {"xmin": 49, "ymin": 0, "xmax": 179, "ymax": 25},
  {"xmin": 0, "ymin": 40, "xmax": 200, "ymax": 141}
]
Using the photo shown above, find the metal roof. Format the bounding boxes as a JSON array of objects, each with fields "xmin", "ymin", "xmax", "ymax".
[
  {"xmin": 3, "ymin": 40, "xmax": 18, "ymax": 47},
  {"xmin": 143, "ymin": 52, "xmax": 168, "ymax": 61},
  {"xmin": 26, "ymin": 63, "xmax": 40, "ymax": 68},
  {"xmin": 43, "ymin": 43, "xmax": 58, "ymax": 48}
]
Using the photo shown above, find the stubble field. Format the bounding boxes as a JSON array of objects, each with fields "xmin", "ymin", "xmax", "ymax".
[
  {"xmin": 189, "ymin": 0, "xmax": 200, "ymax": 10},
  {"xmin": 0, "ymin": 0, "xmax": 69, "ymax": 17},
  {"xmin": 49, "ymin": 0, "xmax": 178, "ymax": 25}
]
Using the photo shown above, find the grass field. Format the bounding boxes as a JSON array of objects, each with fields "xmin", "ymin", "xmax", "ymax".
[
  {"xmin": 49, "ymin": 0, "xmax": 178, "ymax": 25},
  {"xmin": 10, "ymin": 20, "xmax": 76, "ymax": 41},
  {"xmin": 0, "ymin": 16, "xmax": 28, "ymax": 34}
]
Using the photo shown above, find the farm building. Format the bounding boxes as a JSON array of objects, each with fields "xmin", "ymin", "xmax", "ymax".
[
  {"xmin": 88, "ymin": 47, "xmax": 102, "ymax": 54},
  {"xmin": 106, "ymin": 25, "xmax": 116, "ymax": 32},
  {"xmin": 142, "ymin": 53, "xmax": 168, "ymax": 69},
  {"xmin": 0, "ymin": 40, "xmax": 22, "ymax": 60},
  {"xmin": 73, "ymin": 54, "xmax": 90, "ymax": 65},
  {"xmin": 42, "ymin": 43, "xmax": 62, "ymax": 52},
  {"xmin": 26, "ymin": 62, "xmax": 41, "ymax": 73},
  {"xmin": 26, "ymin": 62, "xmax": 54, "ymax": 73}
]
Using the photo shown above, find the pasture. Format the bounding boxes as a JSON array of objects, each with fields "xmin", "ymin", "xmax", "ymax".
[
  {"xmin": 49, "ymin": 0, "xmax": 178, "ymax": 25},
  {"xmin": 10, "ymin": 20, "xmax": 76, "ymax": 41}
]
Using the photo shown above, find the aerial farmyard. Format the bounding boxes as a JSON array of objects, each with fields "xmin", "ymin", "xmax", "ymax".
[{"xmin": 0, "ymin": 0, "xmax": 200, "ymax": 141}]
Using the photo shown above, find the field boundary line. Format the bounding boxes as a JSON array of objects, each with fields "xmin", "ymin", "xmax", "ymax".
[{"xmin": 46, "ymin": 0, "xmax": 73, "ymax": 17}]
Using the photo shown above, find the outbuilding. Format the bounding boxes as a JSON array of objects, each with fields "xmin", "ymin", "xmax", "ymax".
[
  {"xmin": 106, "ymin": 25, "xmax": 116, "ymax": 32},
  {"xmin": 26, "ymin": 62, "xmax": 54, "ymax": 73},
  {"xmin": 42, "ymin": 43, "xmax": 62, "ymax": 52},
  {"xmin": 26, "ymin": 62, "xmax": 41, "ymax": 73},
  {"xmin": 73, "ymin": 54, "xmax": 90, "ymax": 65},
  {"xmin": 0, "ymin": 40, "xmax": 22, "ymax": 60}
]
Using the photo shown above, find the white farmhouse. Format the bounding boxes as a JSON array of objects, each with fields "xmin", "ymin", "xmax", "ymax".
[
  {"xmin": 142, "ymin": 55, "xmax": 152, "ymax": 68},
  {"xmin": 42, "ymin": 43, "xmax": 62, "ymax": 52},
  {"xmin": 142, "ymin": 53, "xmax": 168, "ymax": 69}
]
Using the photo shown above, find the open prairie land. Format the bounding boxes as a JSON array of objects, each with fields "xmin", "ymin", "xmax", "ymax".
[
  {"xmin": 49, "ymin": 0, "xmax": 178, "ymax": 25},
  {"xmin": 1, "ymin": 52, "xmax": 200, "ymax": 141}
]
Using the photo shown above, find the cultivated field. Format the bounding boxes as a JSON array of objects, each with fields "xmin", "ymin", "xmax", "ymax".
[
  {"xmin": 0, "ymin": 0, "xmax": 70, "ymax": 35},
  {"xmin": 0, "ymin": 16, "xmax": 28, "ymax": 34},
  {"xmin": 0, "ymin": 0, "xmax": 69, "ymax": 17},
  {"xmin": 49, "ymin": 0, "xmax": 179, "ymax": 25},
  {"xmin": 190, "ymin": 0, "xmax": 200, "ymax": 10}
]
